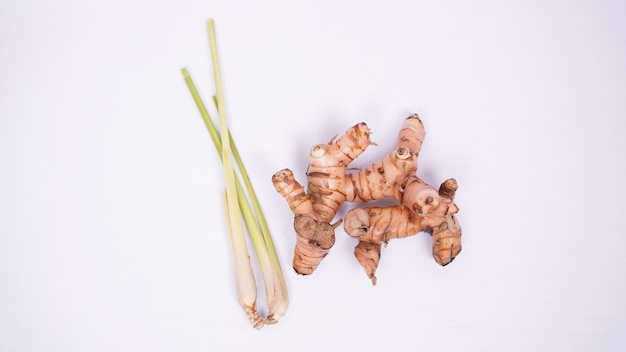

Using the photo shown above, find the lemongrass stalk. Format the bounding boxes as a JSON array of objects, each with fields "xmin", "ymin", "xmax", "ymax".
[
  {"xmin": 207, "ymin": 19, "xmax": 288, "ymax": 324},
  {"xmin": 210, "ymin": 90, "xmax": 288, "ymax": 323},
  {"xmin": 181, "ymin": 68, "xmax": 270, "ymax": 250},
  {"xmin": 181, "ymin": 70, "xmax": 260, "ymax": 239},
  {"xmin": 181, "ymin": 70, "xmax": 264, "ymax": 253},
  {"xmin": 206, "ymin": 19, "xmax": 262, "ymax": 329},
  {"xmin": 222, "ymin": 192, "xmax": 263, "ymax": 329},
  {"xmin": 181, "ymin": 22, "xmax": 288, "ymax": 325},
  {"xmin": 232, "ymin": 141, "xmax": 288, "ymax": 324},
  {"xmin": 181, "ymin": 69, "xmax": 276, "ymax": 256}
]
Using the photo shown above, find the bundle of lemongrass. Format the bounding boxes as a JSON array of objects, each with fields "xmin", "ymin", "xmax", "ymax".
[{"xmin": 182, "ymin": 20, "xmax": 288, "ymax": 329}]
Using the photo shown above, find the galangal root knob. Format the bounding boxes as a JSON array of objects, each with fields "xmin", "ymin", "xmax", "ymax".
[{"xmin": 273, "ymin": 115, "xmax": 463, "ymax": 282}]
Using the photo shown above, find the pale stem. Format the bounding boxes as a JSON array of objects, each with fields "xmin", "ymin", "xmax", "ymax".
[
  {"xmin": 181, "ymin": 20, "xmax": 288, "ymax": 325},
  {"xmin": 223, "ymin": 192, "xmax": 263, "ymax": 329},
  {"xmin": 208, "ymin": 19, "xmax": 288, "ymax": 323}
]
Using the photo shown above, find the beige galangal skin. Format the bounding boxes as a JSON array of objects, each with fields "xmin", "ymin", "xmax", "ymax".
[
  {"xmin": 344, "ymin": 178, "xmax": 461, "ymax": 285},
  {"xmin": 273, "ymin": 122, "xmax": 372, "ymax": 275},
  {"xmin": 307, "ymin": 122, "xmax": 372, "ymax": 223},
  {"xmin": 273, "ymin": 115, "xmax": 462, "ymax": 279}
]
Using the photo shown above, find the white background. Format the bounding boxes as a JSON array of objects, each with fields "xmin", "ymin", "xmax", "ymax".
[{"xmin": 2, "ymin": 0, "xmax": 625, "ymax": 351}]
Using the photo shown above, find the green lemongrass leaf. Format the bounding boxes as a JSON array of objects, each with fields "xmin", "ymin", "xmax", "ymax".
[
  {"xmin": 183, "ymin": 68, "xmax": 287, "ymax": 322},
  {"xmin": 182, "ymin": 20, "xmax": 288, "ymax": 325},
  {"xmin": 181, "ymin": 69, "xmax": 264, "ymax": 247},
  {"xmin": 210, "ymin": 91, "xmax": 288, "ymax": 323},
  {"xmin": 182, "ymin": 69, "xmax": 276, "ymax": 257},
  {"xmin": 211, "ymin": 91, "xmax": 287, "ymax": 281},
  {"xmin": 207, "ymin": 17, "xmax": 274, "ymax": 288},
  {"xmin": 181, "ymin": 68, "xmax": 221, "ymax": 152},
  {"xmin": 206, "ymin": 22, "xmax": 257, "ymax": 319}
]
